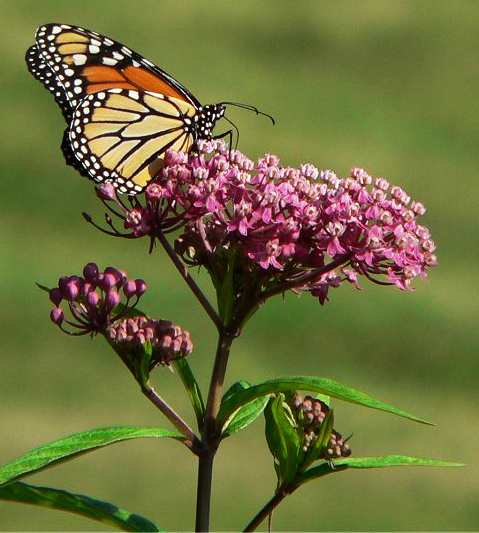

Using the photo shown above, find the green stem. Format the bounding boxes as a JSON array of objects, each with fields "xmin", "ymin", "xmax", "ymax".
[
  {"xmin": 195, "ymin": 447, "xmax": 215, "ymax": 532},
  {"xmin": 243, "ymin": 490, "xmax": 289, "ymax": 532},
  {"xmin": 204, "ymin": 331, "xmax": 235, "ymax": 437},
  {"xmin": 156, "ymin": 231, "xmax": 223, "ymax": 333},
  {"xmin": 195, "ymin": 331, "xmax": 235, "ymax": 531},
  {"xmin": 141, "ymin": 383, "xmax": 201, "ymax": 453}
]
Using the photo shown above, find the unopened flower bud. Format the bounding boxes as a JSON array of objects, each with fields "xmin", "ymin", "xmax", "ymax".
[
  {"xmin": 63, "ymin": 278, "xmax": 82, "ymax": 301},
  {"xmin": 83, "ymin": 263, "xmax": 99, "ymax": 282},
  {"xmin": 101, "ymin": 273, "xmax": 117, "ymax": 290},
  {"xmin": 104, "ymin": 289, "xmax": 120, "ymax": 310},
  {"xmin": 97, "ymin": 182, "xmax": 117, "ymax": 201},
  {"xmin": 86, "ymin": 290, "xmax": 100, "ymax": 307},
  {"xmin": 49, "ymin": 288, "xmax": 62, "ymax": 306},
  {"xmin": 104, "ymin": 267, "xmax": 126, "ymax": 287},
  {"xmin": 50, "ymin": 307, "xmax": 64, "ymax": 325},
  {"xmin": 109, "ymin": 317, "xmax": 193, "ymax": 368},
  {"xmin": 134, "ymin": 279, "xmax": 147, "ymax": 296},
  {"xmin": 123, "ymin": 280, "xmax": 137, "ymax": 298},
  {"xmin": 46, "ymin": 263, "xmax": 148, "ymax": 336}
]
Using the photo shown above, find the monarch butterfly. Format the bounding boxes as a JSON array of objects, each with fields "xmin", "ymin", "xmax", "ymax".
[{"xmin": 26, "ymin": 23, "xmax": 271, "ymax": 194}]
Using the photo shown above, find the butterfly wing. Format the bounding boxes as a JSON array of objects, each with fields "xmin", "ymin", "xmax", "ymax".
[{"xmin": 69, "ymin": 88, "xmax": 196, "ymax": 194}]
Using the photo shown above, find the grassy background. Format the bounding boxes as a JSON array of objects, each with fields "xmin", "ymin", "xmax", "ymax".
[{"xmin": 1, "ymin": 1, "xmax": 478, "ymax": 530}]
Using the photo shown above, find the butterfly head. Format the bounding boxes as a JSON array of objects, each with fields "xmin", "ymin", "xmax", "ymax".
[{"xmin": 195, "ymin": 104, "xmax": 226, "ymax": 140}]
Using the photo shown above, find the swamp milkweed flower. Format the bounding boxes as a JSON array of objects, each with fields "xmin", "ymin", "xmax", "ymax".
[{"xmin": 91, "ymin": 140, "xmax": 437, "ymax": 305}]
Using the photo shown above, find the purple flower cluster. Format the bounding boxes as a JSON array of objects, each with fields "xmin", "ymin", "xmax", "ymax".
[
  {"xmin": 48, "ymin": 263, "xmax": 146, "ymax": 335},
  {"xmin": 109, "ymin": 316, "xmax": 193, "ymax": 367},
  {"xmin": 95, "ymin": 140, "xmax": 437, "ymax": 303}
]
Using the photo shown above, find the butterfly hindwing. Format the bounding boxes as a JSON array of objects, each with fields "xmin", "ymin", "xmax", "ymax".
[{"xmin": 69, "ymin": 88, "xmax": 196, "ymax": 194}]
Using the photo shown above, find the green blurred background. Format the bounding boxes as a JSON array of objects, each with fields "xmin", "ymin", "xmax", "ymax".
[{"xmin": 1, "ymin": 0, "xmax": 478, "ymax": 530}]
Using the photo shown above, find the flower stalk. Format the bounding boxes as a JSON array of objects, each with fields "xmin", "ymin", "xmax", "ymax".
[
  {"xmin": 140, "ymin": 383, "xmax": 201, "ymax": 453},
  {"xmin": 244, "ymin": 490, "xmax": 288, "ymax": 532}
]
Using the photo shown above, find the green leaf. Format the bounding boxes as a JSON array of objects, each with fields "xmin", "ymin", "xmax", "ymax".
[
  {"xmin": 0, "ymin": 426, "xmax": 184, "ymax": 486},
  {"xmin": 0, "ymin": 481, "xmax": 161, "ymax": 532},
  {"xmin": 173, "ymin": 358, "xmax": 205, "ymax": 430},
  {"xmin": 221, "ymin": 382, "xmax": 268, "ymax": 437},
  {"xmin": 294, "ymin": 455, "xmax": 464, "ymax": 488},
  {"xmin": 138, "ymin": 341, "xmax": 153, "ymax": 384},
  {"xmin": 217, "ymin": 376, "xmax": 431, "ymax": 427},
  {"xmin": 222, "ymin": 380, "xmax": 251, "ymax": 403},
  {"xmin": 35, "ymin": 282, "xmax": 50, "ymax": 293},
  {"xmin": 264, "ymin": 395, "xmax": 301, "ymax": 487},
  {"xmin": 111, "ymin": 303, "xmax": 146, "ymax": 320}
]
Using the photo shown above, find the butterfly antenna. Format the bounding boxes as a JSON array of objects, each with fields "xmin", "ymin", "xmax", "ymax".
[
  {"xmin": 222, "ymin": 115, "xmax": 240, "ymax": 149},
  {"xmin": 220, "ymin": 101, "xmax": 276, "ymax": 125}
]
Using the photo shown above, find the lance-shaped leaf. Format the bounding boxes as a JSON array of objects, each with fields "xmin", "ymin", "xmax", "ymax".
[
  {"xmin": 173, "ymin": 358, "xmax": 205, "ymax": 430},
  {"xmin": 221, "ymin": 381, "xmax": 269, "ymax": 437},
  {"xmin": 217, "ymin": 376, "xmax": 431, "ymax": 427},
  {"xmin": 138, "ymin": 341, "xmax": 153, "ymax": 384},
  {"xmin": 0, "ymin": 427, "xmax": 184, "ymax": 486},
  {"xmin": 264, "ymin": 395, "xmax": 302, "ymax": 488},
  {"xmin": 294, "ymin": 455, "xmax": 464, "ymax": 489},
  {"xmin": 0, "ymin": 481, "xmax": 161, "ymax": 532}
]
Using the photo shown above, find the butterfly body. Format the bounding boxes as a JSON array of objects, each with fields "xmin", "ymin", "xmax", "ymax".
[{"xmin": 26, "ymin": 23, "xmax": 225, "ymax": 194}]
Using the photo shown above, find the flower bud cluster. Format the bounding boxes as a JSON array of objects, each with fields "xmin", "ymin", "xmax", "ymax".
[
  {"xmin": 109, "ymin": 316, "xmax": 193, "ymax": 367},
  {"xmin": 293, "ymin": 394, "xmax": 351, "ymax": 460},
  {"xmin": 48, "ymin": 263, "xmax": 146, "ymax": 335}
]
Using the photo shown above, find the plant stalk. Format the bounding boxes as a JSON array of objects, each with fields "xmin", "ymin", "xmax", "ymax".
[
  {"xmin": 243, "ymin": 490, "xmax": 288, "ymax": 532},
  {"xmin": 156, "ymin": 231, "xmax": 223, "ymax": 332},
  {"xmin": 141, "ymin": 384, "xmax": 201, "ymax": 452},
  {"xmin": 195, "ymin": 447, "xmax": 216, "ymax": 532},
  {"xmin": 195, "ymin": 331, "xmax": 235, "ymax": 531}
]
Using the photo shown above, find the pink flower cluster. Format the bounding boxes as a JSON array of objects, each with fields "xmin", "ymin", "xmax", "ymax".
[{"xmin": 97, "ymin": 140, "xmax": 437, "ymax": 303}]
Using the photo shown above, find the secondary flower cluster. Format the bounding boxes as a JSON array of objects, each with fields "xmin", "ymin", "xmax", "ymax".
[
  {"xmin": 293, "ymin": 394, "xmax": 351, "ymax": 460},
  {"xmin": 94, "ymin": 140, "xmax": 437, "ymax": 303},
  {"xmin": 109, "ymin": 316, "xmax": 193, "ymax": 367},
  {"xmin": 48, "ymin": 263, "xmax": 146, "ymax": 335}
]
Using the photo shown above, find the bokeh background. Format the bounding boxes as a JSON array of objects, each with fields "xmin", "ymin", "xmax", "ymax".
[{"xmin": 1, "ymin": 1, "xmax": 478, "ymax": 531}]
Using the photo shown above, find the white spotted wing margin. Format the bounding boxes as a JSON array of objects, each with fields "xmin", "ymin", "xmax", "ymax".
[
  {"xmin": 68, "ymin": 88, "xmax": 196, "ymax": 194},
  {"xmin": 25, "ymin": 45, "xmax": 72, "ymax": 121}
]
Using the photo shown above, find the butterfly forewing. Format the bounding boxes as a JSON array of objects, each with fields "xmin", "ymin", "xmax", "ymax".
[{"xmin": 26, "ymin": 45, "xmax": 72, "ymax": 120}]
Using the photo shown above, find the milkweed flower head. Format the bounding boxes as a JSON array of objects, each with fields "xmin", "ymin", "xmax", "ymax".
[
  {"xmin": 93, "ymin": 140, "xmax": 437, "ymax": 304},
  {"xmin": 48, "ymin": 263, "xmax": 147, "ymax": 335}
]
